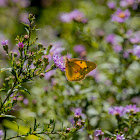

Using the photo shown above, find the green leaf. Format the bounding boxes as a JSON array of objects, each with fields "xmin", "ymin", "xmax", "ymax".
[
  {"xmin": 33, "ymin": 118, "xmax": 37, "ymax": 131},
  {"xmin": 18, "ymin": 85, "xmax": 31, "ymax": 95},
  {"xmin": 46, "ymin": 44, "xmax": 53, "ymax": 55},
  {"xmin": 21, "ymin": 22, "xmax": 29, "ymax": 27},
  {"xmin": 25, "ymin": 27, "xmax": 29, "ymax": 35},
  {"xmin": 0, "ymin": 88, "xmax": 5, "ymax": 92},
  {"xmin": 0, "ymin": 114, "xmax": 16, "ymax": 118},
  {"xmin": 104, "ymin": 130, "xmax": 113, "ymax": 136}
]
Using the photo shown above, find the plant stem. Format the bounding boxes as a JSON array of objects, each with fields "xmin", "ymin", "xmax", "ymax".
[{"xmin": 0, "ymin": 79, "xmax": 17, "ymax": 110}]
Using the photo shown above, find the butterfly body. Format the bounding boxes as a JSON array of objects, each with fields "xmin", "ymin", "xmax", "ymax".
[{"xmin": 65, "ymin": 57, "xmax": 96, "ymax": 81}]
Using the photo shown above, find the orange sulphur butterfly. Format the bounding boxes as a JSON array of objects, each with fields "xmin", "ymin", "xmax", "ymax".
[{"xmin": 65, "ymin": 57, "xmax": 97, "ymax": 81}]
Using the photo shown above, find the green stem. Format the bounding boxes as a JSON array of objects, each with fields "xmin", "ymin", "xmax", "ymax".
[{"xmin": 0, "ymin": 79, "xmax": 17, "ymax": 110}]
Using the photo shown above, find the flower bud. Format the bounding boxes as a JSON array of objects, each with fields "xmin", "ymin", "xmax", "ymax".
[
  {"xmin": 18, "ymin": 42, "xmax": 24, "ymax": 48},
  {"xmin": 14, "ymin": 52, "xmax": 18, "ymax": 57},
  {"xmin": 76, "ymin": 122, "xmax": 81, "ymax": 128},
  {"xmin": 16, "ymin": 61, "xmax": 21, "ymax": 68},
  {"xmin": 39, "ymin": 73, "xmax": 45, "ymax": 78},
  {"xmin": 24, "ymin": 34, "xmax": 29, "ymax": 39},
  {"xmin": 13, "ymin": 96, "xmax": 17, "ymax": 101},
  {"xmin": 43, "ymin": 55, "xmax": 49, "ymax": 65},
  {"xmin": 9, "ymin": 51, "xmax": 13, "ymax": 58},
  {"xmin": 28, "ymin": 59, "xmax": 33, "ymax": 65},
  {"xmin": 81, "ymin": 120, "xmax": 85, "ymax": 125},
  {"xmin": 74, "ymin": 115, "xmax": 80, "ymax": 121},
  {"xmin": 29, "ymin": 14, "xmax": 34, "ymax": 19},
  {"xmin": 38, "ymin": 43, "xmax": 43, "ymax": 49},
  {"xmin": 36, "ymin": 59, "xmax": 43, "ymax": 65},
  {"xmin": 3, "ymin": 45, "xmax": 8, "ymax": 54},
  {"xmin": 66, "ymin": 128, "xmax": 71, "ymax": 133}
]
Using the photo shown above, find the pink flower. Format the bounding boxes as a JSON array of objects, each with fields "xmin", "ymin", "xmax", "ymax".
[
  {"xmin": 1, "ymin": 40, "xmax": 8, "ymax": 46},
  {"xmin": 18, "ymin": 42, "xmax": 24, "ymax": 48},
  {"xmin": 111, "ymin": 9, "xmax": 130, "ymax": 23},
  {"xmin": 125, "ymin": 104, "xmax": 140, "ymax": 113},
  {"xmin": 60, "ymin": 10, "xmax": 87, "ymax": 23},
  {"xmin": 94, "ymin": 129, "xmax": 104, "ymax": 137},
  {"xmin": 107, "ymin": 2, "xmax": 116, "ymax": 9}
]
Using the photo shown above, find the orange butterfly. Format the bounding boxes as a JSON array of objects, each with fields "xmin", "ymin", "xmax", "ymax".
[{"xmin": 65, "ymin": 57, "xmax": 97, "ymax": 81}]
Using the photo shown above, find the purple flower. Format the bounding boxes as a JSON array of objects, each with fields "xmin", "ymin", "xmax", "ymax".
[
  {"xmin": 128, "ymin": 31, "xmax": 140, "ymax": 44},
  {"xmin": 115, "ymin": 134, "xmax": 125, "ymax": 140},
  {"xmin": 111, "ymin": 9, "xmax": 130, "ymax": 23},
  {"xmin": 0, "ymin": 130, "xmax": 4, "ymax": 139},
  {"xmin": 129, "ymin": 31, "xmax": 140, "ymax": 44},
  {"xmin": 126, "ymin": 30, "xmax": 133, "ymax": 38},
  {"xmin": 106, "ymin": 34, "xmax": 116, "ymax": 45},
  {"xmin": 69, "ymin": 117, "xmax": 75, "ymax": 125},
  {"xmin": 13, "ymin": 0, "xmax": 30, "ymax": 8},
  {"xmin": 74, "ymin": 45, "xmax": 86, "ymax": 54},
  {"xmin": 74, "ymin": 108, "xmax": 82, "ymax": 116},
  {"xmin": 94, "ymin": 129, "xmax": 104, "ymax": 137},
  {"xmin": 53, "ymin": 54, "xmax": 65, "ymax": 71},
  {"xmin": 19, "ymin": 12, "xmax": 30, "ymax": 24},
  {"xmin": 23, "ymin": 98, "xmax": 29, "ymax": 105},
  {"xmin": 45, "ymin": 70, "xmax": 56, "ymax": 80},
  {"xmin": 107, "ymin": 2, "xmax": 116, "ymax": 9},
  {"xmin": 131, "ymin": 96, "xmax": 140, "ymax": 105},
  {"xmin": 88, "ymin": 69, "xmax": 100, "ymax": 82},
  {"xmin": 1, "ymin": 40, "xmax": 8, "ymax": 46},
  {"xmin": 105, "ymin": 138, "xmax": 111, "ymax": 140},
  {"xmin": 123, "ymin": 49, "xmax": 132, "ymax": 58},
  {"xmin": 60, "ymin": 10, "xmax": 87, "ymax": 23},
  {"xmin": 109, "ymin": 106, "xmax": 126, "ymax": 116},
  {"xmin": 125, "ymin": 104, "xmax": 140, "ymax": 114},
  {"xmin": 48, "ymin": 42, "xmax": 65, "ymax": 61},
  {"xmin": 113, "ymin": 45, "xmax": 122, "ymax": 53},
  {"xmin": 120, "ymin": 0, "xmax": 135, "ymax": 7},
  {"xmin": 70, "ymin": 10, "xmax": 87, "ymax": 23},
  {"xmin": 133, "ymin": 45, "xmax": 140, "ymax": 58},
  {"xmin": 60, "ymin": 13, "xmax": 73, "ymax": 22},
  {"xmin": 18, "ymin": 42, "xmax": 24, "ymax": 48},
  {"xmin": 0, "ymin": 0, "xmax": 6, "ymax": 6}
]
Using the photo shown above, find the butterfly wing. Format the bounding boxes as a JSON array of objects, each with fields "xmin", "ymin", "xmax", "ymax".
[
  {"xmin": 65, "ymin": 60, "xmax": 85, "ymax": 81},
  {"xmin": 70, "ymin": 59, "xmax": 97, "ymax": 75}
]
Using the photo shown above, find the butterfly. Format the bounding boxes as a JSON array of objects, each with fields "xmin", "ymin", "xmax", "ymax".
[{"xmin": 65, "ymin": 57, "xmax": 97, "ymax": 81}]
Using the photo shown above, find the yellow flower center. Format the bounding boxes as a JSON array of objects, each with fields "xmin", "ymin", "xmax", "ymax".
[{"xmin": 119, "ymin": 12, "xmax": 126, "ymax": 18}]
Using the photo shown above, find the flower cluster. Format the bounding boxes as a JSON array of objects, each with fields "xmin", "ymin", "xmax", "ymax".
[
  {"xmin": 60, "ymin": 10, "xmax": 87, "ymax": 23},
  {"xmin": 109, "ymin": 104, "xmax": 139, "ymax": 116},
  {"xmin": 53, "ymin": 54, "xmax": 65, "ymax": 71},
  {"xmin": 133, "ymin": 45, "xmax": 140, "ymax": 58},
  {"xmin": 47, "ymin": 43, "xmax": 65, "ymax": 61},
  {"xmin": 69, "ymin": 108, "xmax": 86, "ymax": 128}
]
